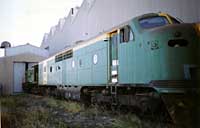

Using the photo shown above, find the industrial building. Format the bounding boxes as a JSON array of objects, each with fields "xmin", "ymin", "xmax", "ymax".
[
  {"xmin": 0, "ymin": 43, "xmax": 48, "ymax": 95},
  {"xmin": 41, "ymin": 0, "xmax": 200, "ymax": 55}
]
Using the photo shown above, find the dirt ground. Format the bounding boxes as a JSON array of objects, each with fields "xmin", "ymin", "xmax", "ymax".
[{"xmin": 0, "ymin": 94, "xmax": 170, "ymax": 128}]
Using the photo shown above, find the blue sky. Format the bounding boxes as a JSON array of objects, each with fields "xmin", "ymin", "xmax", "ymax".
[{"xmin": 0, "ymin": 0, "xmax": 83, "ymax": 47}]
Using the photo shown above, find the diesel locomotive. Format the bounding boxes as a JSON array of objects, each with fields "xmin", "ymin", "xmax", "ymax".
[{"xmin": 26, "ymin": 12, "xmax": 200, "ymax": 124}]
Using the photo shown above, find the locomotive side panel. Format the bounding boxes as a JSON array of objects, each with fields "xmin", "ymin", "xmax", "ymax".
[
  {"xmin": 54, "ymin": 61, "xmax": 63, "ymax": 85},
  {"xmin": 91, "ymin": 41, "xmax": 109, "ymax": 84},
  {"xmin": 63, "ymin": 40, "xmax": 109, "ymax": 86},
  {"xmin": 76, "ymin": 40, "xmax": 109, "ymax": 85},
  {"xmin": 76, "ymin": 48, "xmax": 93, "ymax": 85},
  {"xmin": 47, "ymin": 59, "xmax": 56, "ymax": 85},
  {"xmin": 62, "ymin": 59, "xmax": 67, "ymax": 85},
  {"xmin": 64, "ymin": 58, "xmax": 78, "ymax": 85},
  {"xmin": 38, "ymin": 61, "xmax": 48, "ymax": 85},
  {"xmin": 118, "ymin": 23, "xmax": 152, "ymax": 84},
  {"xmin": 118, "ymin": 39, "xmax": 151, "ymax": 84}
]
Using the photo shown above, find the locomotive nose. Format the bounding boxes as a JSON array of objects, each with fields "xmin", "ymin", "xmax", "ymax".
[
  {"xmin": 145, "ymin": 23, "xmax": 199, "ymax": 80},
  {"xmin": 147, "ymin": 23, "xmax": 197, "ymax": 47},
  {"xmin": 145, "ymin": 23, "xmax": 199, "ymax": 51}
]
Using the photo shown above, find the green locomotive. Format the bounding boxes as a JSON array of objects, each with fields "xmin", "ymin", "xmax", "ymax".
[{"xmin": 27, "ymin": 12, "xmax": 200, "ymax": 124}]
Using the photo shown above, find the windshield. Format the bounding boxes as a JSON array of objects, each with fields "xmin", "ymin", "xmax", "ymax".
[
  {"xmin": 139, "ymin": 16, "xmax": 169, "ymax": 29},
  {"xmin": 170, "ymin": 16, "xmax": 181, "ymax": 24}
]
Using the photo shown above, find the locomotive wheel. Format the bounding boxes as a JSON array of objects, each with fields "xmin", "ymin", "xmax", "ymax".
[
  {"xmin": 80, "ymin": 93, "xmax": 91, "ymax": 107},
  {"xmin": 133, "ymin": 94, "xmax": 168, "ymax": 122}
]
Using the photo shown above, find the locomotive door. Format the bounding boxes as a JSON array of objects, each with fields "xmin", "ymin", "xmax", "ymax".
[{"xmin": 110, "ymin": 31, "xmax": 119, "ymax": 83}]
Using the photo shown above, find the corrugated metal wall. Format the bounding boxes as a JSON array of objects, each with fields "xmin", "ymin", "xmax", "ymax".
[{"xmin": 41, "ymin": 0, "xmax": 200, "ymax": 55}]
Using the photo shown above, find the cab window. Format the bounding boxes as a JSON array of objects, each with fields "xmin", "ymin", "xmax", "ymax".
[
  {"xmin": 120, "ymin": 26, "xmax": 134, "ymax": 43},
  {"xmin": 170, "ymin": 17, "xmax": 181, "ymax": 24},
  {"xmin": 139, "ymin": 16, "xmax": 169, "ymax": 29}
]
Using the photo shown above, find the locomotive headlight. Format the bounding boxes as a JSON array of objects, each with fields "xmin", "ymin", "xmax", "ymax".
[{"xmin": 194, "ymin": 23, "xmax": 200, "ymax": 36}]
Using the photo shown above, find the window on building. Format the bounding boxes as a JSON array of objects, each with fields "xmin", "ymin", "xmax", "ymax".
[
  {"xmin": 120, "ymin": 26, "xmax": 134, "ymax": 43},
  {"xmin": 71, "ymin": 8, "xmax": 74, "ymax": 15}
]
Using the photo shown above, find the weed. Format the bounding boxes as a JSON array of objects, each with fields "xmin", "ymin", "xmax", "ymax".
[
  {"xmin": 46, "ymin": 97, "xmax": 59, "ymax": 108},
  {"xmin": 0, "ymin": 96, "xmax": 17, "ymax": 109},
  {"xmin": 62, "ymin": 101, "xmax": 83, "ymax": 113},
  {"xmin": 0, "ymin": 94, "xmax": 146, "ymax": 128},
  {"xmin": 46, "ymin": 96, "xmax": 83, "ymax": 113},
  {"xmin": 112, "ymin": 114, "xmax": 142, "ymax": 128},
  {"xmin": 82, "ymin": 105, "xmax": 100, "ymax": 117},
  {"xmin": 55, "ymin": 121, "xmax": 69, "ymax": 128}
]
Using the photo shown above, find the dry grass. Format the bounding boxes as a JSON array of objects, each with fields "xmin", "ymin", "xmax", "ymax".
[
  {"xmin": 112, "ymin": 114, "xmax": 142, "ymax": 128},
  {"xmin": 0, "ymin": 94, "xmax": 151, "ymax": 128},
  {"xmin": 46, "ymin": 97, "xmax": 83, "ymax": 113},
  {"xmin": 0, "ymin": 94, "xmax": 69, "ymax": 128}
]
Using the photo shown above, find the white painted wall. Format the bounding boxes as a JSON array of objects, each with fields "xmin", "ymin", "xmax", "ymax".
[{"xmin": 41, "ymin": 0, "xmax": 200, "ymax": 55}]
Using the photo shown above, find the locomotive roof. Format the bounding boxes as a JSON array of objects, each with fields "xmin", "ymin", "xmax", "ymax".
[
  {"xmin": 40, "ymin": 12, "xmax": 168, "ymax": 64},
  {"xmin": 135, "ymin": 13, "xmax": 159, "ymax": 20}
]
